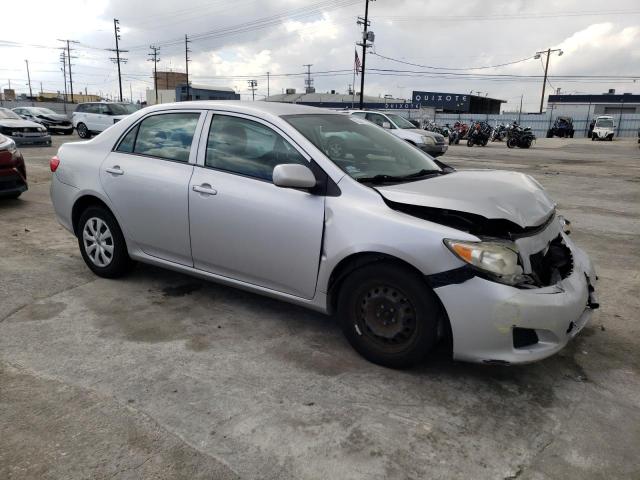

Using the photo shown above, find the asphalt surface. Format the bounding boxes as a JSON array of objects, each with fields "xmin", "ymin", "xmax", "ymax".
[{"xmin": 1, "ymin": 133, "xmax": 639, "ymax": 480}]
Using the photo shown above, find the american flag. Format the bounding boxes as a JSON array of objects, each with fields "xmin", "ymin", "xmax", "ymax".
[{"xmin": 354, "ymin": 49, "xmax": 362, "ymax": 74}]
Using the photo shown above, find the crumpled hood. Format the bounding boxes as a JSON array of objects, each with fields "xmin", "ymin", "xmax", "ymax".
[
  {"xmin": 375, "ymin": 170, "xmax": 556, "ymax": 228},
  {"xmin": 38, "ymin": 114, "xmax": 68, "ymax": 122}
]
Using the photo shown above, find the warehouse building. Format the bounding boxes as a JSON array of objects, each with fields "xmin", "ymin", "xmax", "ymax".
[
  {"xmin": 547, "ymin": 90, "xmax": 640, "ymax": 117},
  {"xmin": 412, "ymin": 91, "xmax": 505, "ymax": 114},
  {"xmin": 146, "ymin": 84, "xmax": 240, "ymax": 105},
  {"xmin": 265, "ymin": 90, "xmax": 413, "ymax": 110}
]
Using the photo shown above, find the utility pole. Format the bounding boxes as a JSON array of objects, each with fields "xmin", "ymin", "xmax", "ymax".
[
  {"xmin": 185, "ymin": 34, "xmax": 191, "ymax": 101},
  {"xmin": 58, "ymin": 39, "xmax": 79, "ymax": 103},
  {"xmin": 247, "ymin": 79, "xmax": 258, "ymax": 101},
  {"xmin": 518, "ymin": 94, "xmax": 523, "ymax": 124},
  {"xmin": 148, "ymin": 46, "xmax": 160, "ymax": 104},
  {"xmin": 129, "ymin": 83, "xmax": 133, "ymax": 103},
  {"xmin": 24, "ymin": 60, "xmax": 33, "ymax": 102},
  {"xmin": 110, "ymin": 19, "xmax": 128, "ymax": 102},
  {"xmin": 535, "ymin": 48, "xmax": 563, "ymax": 113},
  {"xmin": 60, "ymin": 51, "xmax": 68, "ymax": 112},
  {"xmin": 266, "ymin": 71, "xmax": 270, "ymax": 100},
  {"xmin": 303, "ymin": 64, "xmax": 313, "ymax": 93},
  {"xmin": 357, "ymin": 0, "xmax": 375, "ymax": 109}
]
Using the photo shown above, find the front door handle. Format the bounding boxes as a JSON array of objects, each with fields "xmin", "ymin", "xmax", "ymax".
[
  {"xmin": 105, "ymin": 166, "xmax": 124, "ymax": 175},
  {"xmin": 192, "ymin": 184, "xmax": 217, "ymax": 195}
]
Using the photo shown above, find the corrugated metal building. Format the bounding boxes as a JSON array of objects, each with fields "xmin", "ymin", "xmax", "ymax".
[{"xmin": 264, "ymin": 91, "xmax": 411, "ymax": 110}]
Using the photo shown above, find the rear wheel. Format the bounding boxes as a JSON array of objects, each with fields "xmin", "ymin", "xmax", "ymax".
[
  {"xmin": 467, "ymin": 138, "xmax": 474, "ymax": 147},
  {"xmin": 77, "ymin": 206, "xmax": 133, "ymax": 278},
  {"xmin": 337, "ymin": 263, "xmax": 441, "ymax": 368},
  {"xmin": 76, "ymin": 122, "xmax": 91, "ymax": 139},
  {"xmin": 546, "ymin": 130, "xmax": 553, "ymax": 138}
]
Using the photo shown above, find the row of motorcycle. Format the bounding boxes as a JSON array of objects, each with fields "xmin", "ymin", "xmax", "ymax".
[{"xmin": 422, "ymin": 120, "xmax": 536, "ymax": 149}]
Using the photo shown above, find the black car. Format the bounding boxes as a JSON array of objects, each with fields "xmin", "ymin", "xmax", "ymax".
[
  {"xmin": 0, "ymin": 133, "xmax": 27, "ymax": 199},
  {"xmin": 546, "ymin": 116, "xmax": 575, "ymax": 138},
  {"xmin": 12, "ymin": 107, "xmax": 73, "ymax": 135}
]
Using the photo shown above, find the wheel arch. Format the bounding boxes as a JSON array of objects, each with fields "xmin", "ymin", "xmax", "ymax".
[{"xmin": 71, "ymin": 194, "xmax": 114, "ymax": 237}]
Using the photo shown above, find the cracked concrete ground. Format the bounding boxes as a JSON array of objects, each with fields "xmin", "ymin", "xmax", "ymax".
[{"xmin": 1, "ymin": 134, "xmax": 639, "ymax": 479}]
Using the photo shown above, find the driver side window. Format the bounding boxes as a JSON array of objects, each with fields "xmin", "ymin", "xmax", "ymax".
[
  {"xmin": 205, "ymin": 115, "xmax": 307, "ymax": 181},
  {"xmin": 365, "ymin": 113, "xmax": 389, "ymax": 128}
]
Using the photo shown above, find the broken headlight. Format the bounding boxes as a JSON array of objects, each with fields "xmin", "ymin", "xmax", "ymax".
[{"xmin": 444, "ymin": 239, "xmax": 524, "ymax": 285}]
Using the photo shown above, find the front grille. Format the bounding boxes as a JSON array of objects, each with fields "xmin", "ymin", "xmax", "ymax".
[{"xmin": 529, "ymin": 235, "xmax": 573, "ymax": 286}]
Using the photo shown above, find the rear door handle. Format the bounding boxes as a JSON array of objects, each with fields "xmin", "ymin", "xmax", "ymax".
[
  {"xmin": 192, "ymin": 184, "xmax": 217, "ymax": 195},
  {"xmin": 105, "ymin": 166, "xmax": 124, "ymax": 175}
]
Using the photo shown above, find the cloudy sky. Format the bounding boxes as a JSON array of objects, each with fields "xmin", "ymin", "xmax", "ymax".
[{"xmin": 1, "ymin": 0, "xmax": 639, "ymax": 111}]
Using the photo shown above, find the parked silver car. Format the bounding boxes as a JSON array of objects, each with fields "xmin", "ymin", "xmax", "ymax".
[{"xmin": 50, "ymin": 101, "xmax": 598, "ymax": 368}]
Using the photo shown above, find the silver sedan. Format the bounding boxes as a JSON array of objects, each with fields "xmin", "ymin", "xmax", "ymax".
[{"xmin": 49, "ymin": 101, "xmax": 598, "ymax": 368}]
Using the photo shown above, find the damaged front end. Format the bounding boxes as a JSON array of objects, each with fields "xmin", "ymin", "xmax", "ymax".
[{"xmin": 385, "ymin": 198, "xmax": 574, "ymax": 289}]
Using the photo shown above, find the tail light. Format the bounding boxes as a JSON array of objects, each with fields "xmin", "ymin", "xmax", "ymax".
[{"xmin": 50, "ymin": 155, "xmax": 60, "ymax": 172}]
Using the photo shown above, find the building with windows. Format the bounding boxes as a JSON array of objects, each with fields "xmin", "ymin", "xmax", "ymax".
[
  {"xmin": 265, "ymin": 91, "xmax": 411, "ymax": 110},
  {"xmin": 146, "ymin": 84, "xmax": 240, "ymax": 105}
]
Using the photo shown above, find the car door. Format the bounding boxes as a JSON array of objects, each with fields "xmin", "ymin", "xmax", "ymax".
[
  {"xmin": 100, "ymin": 111, "xmax": 205, "ymax": 266},
  {"xmin": 189, "ymin": 112, "xmax": 325, "ymax": 299},
  {"xmin": 94, "ymin": 104, "xmax": 113, "ymax": 132}
]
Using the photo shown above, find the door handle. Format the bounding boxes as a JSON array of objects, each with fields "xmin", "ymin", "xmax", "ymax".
[
  {"xmin": 106, "ymin": 166, "xmax": 124, "ymax": 175},
  {"xmin": 192, "ymin": 184, "xmax": 217, "ymax": 195}
]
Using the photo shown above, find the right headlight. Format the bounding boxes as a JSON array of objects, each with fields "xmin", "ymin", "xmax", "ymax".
[
  {"xmin": 444, "ymin": 239, "xmax": 524, "ymax": 285},
  {"xmin": 421, "ymin": 135, "xmax": 436, "ymax": 145}
]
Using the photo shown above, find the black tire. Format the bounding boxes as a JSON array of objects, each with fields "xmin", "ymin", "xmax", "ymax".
[
  {"xmin": 591, "ymin": 135, "xmax": 596, "ymax": 141},
  {"xmin": 481, "ymin": 139, "xmax": 488, "ymax": 146},
  {"xmin": 569, "ymin": 131, "xmax": 574, "ymax": 138},
  {"xmin": 337, "ymin": 262, "xmax": 441, "ymax": 369},
  {"xmin": 507, "ymin": 138, "xmax": 517, "ymax": 148},
  {"xmin": 546, "ymin": 130, "xmax": 553, "ymax": 138},
  {"xmin": 76, "ymin": 122, "xmax": 91, "ymax": 139},
  {"xmin": 466, "ymin": 138, "xmax": 474, "ymax": 147},
  {"xmin": 77, "ymin": 206, "xmax": 133, "ymax": 278},
  {"xmin": 521, "ymin": 139, "xmax": 531, "ymax": 149},
  {"xmin": 3, "ymin": 191, "xmax": 22, "ymax": 199}
]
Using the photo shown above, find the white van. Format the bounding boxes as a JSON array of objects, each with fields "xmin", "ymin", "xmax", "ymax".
[{"xmin": 592, "ymin": 115, "xmax": 615, "ymax": 141}]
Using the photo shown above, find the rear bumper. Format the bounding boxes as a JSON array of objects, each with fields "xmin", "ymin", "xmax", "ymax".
[{"xmin": 434, "ymin": 237, "xmax": 597, "ymax": 364}]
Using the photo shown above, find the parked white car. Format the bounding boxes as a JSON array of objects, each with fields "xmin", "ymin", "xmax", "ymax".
[
  {"xmin": 591, "ymin": 115, "xmax": 616, "ymax": 141},
  {"xmin": 72, "ymin": 102, "xmax": 138, "ymax": 139},
  {"xmin": 50, "ymin": 101, "xmax": 597, "ymax": 368},
  {"xmin": 348, "ymin": 110, "xmax": 448, "ymax": 157}
]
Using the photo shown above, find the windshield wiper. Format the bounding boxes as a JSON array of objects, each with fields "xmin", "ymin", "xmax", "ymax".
[
  {"xmin": 400, "ymin": 169, "xmax": 444, "ymax": 179},
  {"xmin": 356, "ymin": 174, "xmax": 404, "ymax": 184}
]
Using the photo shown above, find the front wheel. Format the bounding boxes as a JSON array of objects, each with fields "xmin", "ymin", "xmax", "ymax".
[
  {"xmin": 76, "ymin": 122, "xmax": 91, "ymax": 139},
  {"xmin": 507, "ymin": 138, "xmax": 517, "ymax": 148},
  {"xmin": 467, "ymin": 138, "xmax": 474, "ymax": 147},
  {"xmin": 337, "ymin": 263, "xmax": 441, "ymax": 369},
  {"xmin": 77, "ymin": 206, "xmax": 134, "ymax": 278}
]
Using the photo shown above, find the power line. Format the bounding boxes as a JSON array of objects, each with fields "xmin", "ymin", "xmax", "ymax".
[
  {"xmin": 357, "ymin": 0, "xmax": 375, "ymax": 109},
  {"xmin": 371, "ymin": 51, "xmax": 536, "ymax": 71},
  {"xmin": 247, "ymin": 79, "xmax": 258, "ymax": 101},
  {"xmin": 109, "ymin": 19, "xmax": 128, "ymax": 102},
  {"xmin": 58, "ymin": 39, "xmax": 79, "ymax": 103}
]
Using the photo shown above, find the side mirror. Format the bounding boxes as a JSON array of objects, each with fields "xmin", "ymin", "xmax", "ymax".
[
  {"xmin": 273, "ymin": 164, "xmax": 317, "ymax": 189},
  {"xmin": 381, "ymin": 121, "xmax": 392, "ymax": 129}
]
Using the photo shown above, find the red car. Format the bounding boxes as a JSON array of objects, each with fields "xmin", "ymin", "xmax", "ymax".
[{"xmin": 0, "ymin": 133, "xmax": 27, "ymax": 199}]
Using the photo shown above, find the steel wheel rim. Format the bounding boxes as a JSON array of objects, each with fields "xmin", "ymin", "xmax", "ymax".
[
  {"xmin": 357, "ymin": 285, "xmax": 418, "ymax": 347},
  {"xmin": 83, "ymin": 217, "xmax": 114, "ymax": 267},
  {"xmin": 78, "ymin": 124, "xmax": 86, "ymax": 136}
]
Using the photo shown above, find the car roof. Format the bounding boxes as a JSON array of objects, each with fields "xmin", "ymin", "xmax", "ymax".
[{"xmin": 143, "ymin": 100, "xmax": 337, "ymax": 117}]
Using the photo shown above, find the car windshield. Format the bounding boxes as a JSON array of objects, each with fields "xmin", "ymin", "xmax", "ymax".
[
  {"xmin": 284, "ymin": 114, "xmax": 442, "ymax": 183},
  {"xmin": 32, "ymin": 108, "xmax": 57, "ymax": 115},
  {"xmin": 109, "ymin": 103, "xmax": 138, "ymax": 115},
  {"xmin": 596, "ymin": 119, "xmax": 614, "ymax": 128},
  {"xmin": 385, "ymin": 113, "xmax": 416, "ymax": 129},
  {"xmin": 0, "ymin": 108, "xmax": 22, "ymax": 120}
]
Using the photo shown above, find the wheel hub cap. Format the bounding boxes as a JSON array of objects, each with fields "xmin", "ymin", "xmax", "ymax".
[{"xmin": 83, "ymin": 217, "xmax": 114, "ymax": 267}]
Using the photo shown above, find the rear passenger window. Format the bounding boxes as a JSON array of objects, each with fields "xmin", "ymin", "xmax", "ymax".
[
  {"xmin": 132, "ymin": 113, "xmax": 200, "ymax": 162},
  {"xmin": 116, "ymin": 125, "xmax": 138, "ymax": 153}
]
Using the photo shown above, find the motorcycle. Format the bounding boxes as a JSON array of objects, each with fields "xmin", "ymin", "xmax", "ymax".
[
  {"xmin": 506, "ymin": 122, "xmax": 536, "ymax": 148},
  {"xmin": 449, "ymin": 121, "xmax": 469, "ymax": 145},
  {"xmin": 467, "ymin": 121, "xmax": 492, "ymax": 147},
  {"xmin": 491, "ymin": 123, "xmax": 508, "ymax": 142},
  {"xmin": 424, "ymin": 120, "xmax": 449, "ymax": 138}
]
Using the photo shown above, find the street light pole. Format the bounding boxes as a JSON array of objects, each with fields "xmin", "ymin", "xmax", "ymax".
[{"xmin": 535, "ymin": 48, "xmax": 563, "ymax": 113}]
